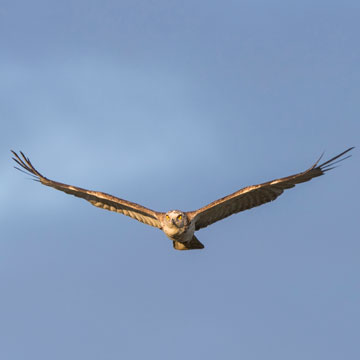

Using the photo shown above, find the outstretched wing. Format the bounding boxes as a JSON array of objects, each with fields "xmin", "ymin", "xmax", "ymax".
[
  {"xmin": 187, "ymin": 147, "xmax": 354, "ymax": 231},
  {"xmin": 12, "ymin": 151, "xmax": 163, "ymax": 229}
]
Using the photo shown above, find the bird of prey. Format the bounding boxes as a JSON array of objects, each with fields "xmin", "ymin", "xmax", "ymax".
[{"xmin": 12, "ymin": 148, "xmax": 353, "ymax": 251}]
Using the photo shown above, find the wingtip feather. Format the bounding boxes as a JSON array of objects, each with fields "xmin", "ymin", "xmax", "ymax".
[
  {"xmin": 320, "ymin": 147, "xmax": 354, "ymax": 173},
  {"xmin": 11, "ymin": 150, "xmax": 43, "ymax": 179}
]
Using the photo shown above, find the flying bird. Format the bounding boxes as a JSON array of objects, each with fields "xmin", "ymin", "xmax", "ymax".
[{"xmin": 12, "ymin": 148, "xmax": 353, "ymax": 250}]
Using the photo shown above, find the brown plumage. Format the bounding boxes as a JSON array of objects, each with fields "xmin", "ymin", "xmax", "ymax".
[
  {"xmin": 12, "ymin": 151, "xmax": 162, "ymax": 229},
  {"xmin": 186, "ymin": 147, "xmax": 354, "ymax": 230},
  {"xmin": 12, "ymin": 147, "xmax": 353, "ymax": 251}
]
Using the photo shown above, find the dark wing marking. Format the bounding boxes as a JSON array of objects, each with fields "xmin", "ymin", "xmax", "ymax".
[
  {"xmin": 187, "ymin": 147, "xmax": 354, "ymax": 231},
  {"xmin": 12, "ymin": 151, "xmax": 163, "ymax": 229}
]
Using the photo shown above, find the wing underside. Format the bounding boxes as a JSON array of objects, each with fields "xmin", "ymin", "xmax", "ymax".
[
  {"xmin": 187, "ymin": 147, "xmax": 354, "ymax": 230},
  {"xmin": 12, "ymin": 151, "xmax": 163, "ymax": 229}
]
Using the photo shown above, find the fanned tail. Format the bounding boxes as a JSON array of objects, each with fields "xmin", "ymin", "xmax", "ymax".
[{"xmin": 173, "ymin": 236, "xmax": 205, "ymax": 251}]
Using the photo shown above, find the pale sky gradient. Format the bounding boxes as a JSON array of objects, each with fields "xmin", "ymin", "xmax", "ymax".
[{"xmin": 1, "ymin": 1, "xmax": 359, "ymax": 359}]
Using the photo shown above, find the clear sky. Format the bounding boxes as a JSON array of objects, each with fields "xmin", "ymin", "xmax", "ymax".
[{"xmin": 1, "ymin": 1, "xmax": 359, "ymax": 359}]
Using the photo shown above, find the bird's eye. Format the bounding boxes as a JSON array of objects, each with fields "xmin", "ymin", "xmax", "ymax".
[
  {"xmin": 178, "ymin": 215, "xmax": 182, "ymax": 220},
  {"xmin": 166, "ymin": 215, "xmax": 170, "ymax": 220}
]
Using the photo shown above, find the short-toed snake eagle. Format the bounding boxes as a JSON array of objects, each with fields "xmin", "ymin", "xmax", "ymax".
[{"xmin": 12, "ymin": 148, "xmax": 353, "ymax": 250}]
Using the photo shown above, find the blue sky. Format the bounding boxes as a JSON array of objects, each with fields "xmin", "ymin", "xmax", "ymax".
[{"xmin": 1, "ymin": 1, "xmax": 359, "ymax": 359}]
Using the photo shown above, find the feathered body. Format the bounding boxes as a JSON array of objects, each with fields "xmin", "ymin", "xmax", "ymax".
[{"xmin": 160, "ymin": 210, "xmax": 202, "ymax": 250}]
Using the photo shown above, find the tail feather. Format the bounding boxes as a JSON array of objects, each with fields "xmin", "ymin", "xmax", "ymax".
[{"xmin": 173, "ymin": 236, "xmax": 204, "ymax": 251}]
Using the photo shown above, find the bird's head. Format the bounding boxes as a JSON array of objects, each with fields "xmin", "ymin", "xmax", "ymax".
[{"xmin": 164, "ymin": 210, "xmax": 187, "ymax": 228}]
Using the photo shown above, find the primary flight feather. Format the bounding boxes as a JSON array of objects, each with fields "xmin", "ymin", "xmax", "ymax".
[{"xmin": 12, "ymin": 148, "xmax": 353, "ymax": 250}]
